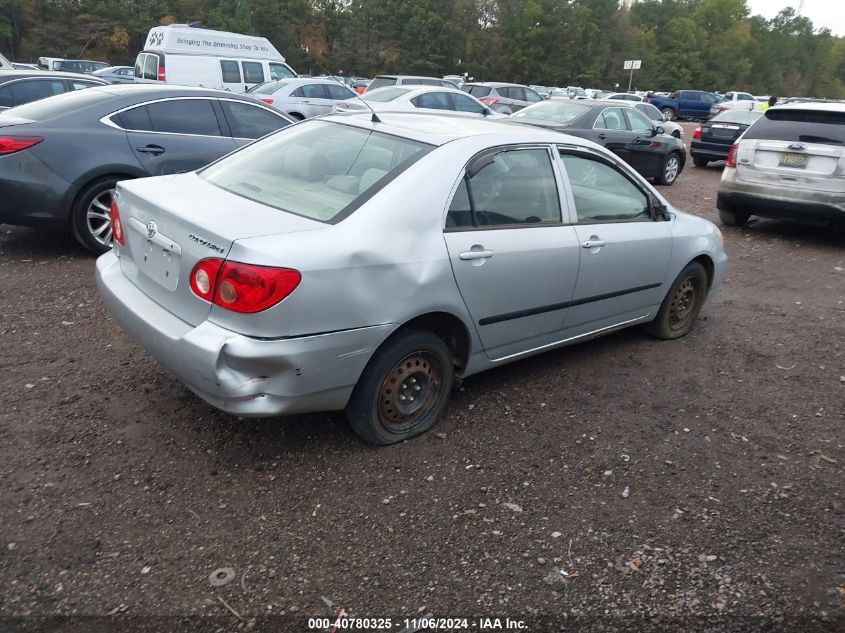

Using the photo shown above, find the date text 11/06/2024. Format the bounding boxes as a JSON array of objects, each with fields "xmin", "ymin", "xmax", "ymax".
[{"xmin": 307, "ymin": 617, "xmax": 529, "ymax": 631}]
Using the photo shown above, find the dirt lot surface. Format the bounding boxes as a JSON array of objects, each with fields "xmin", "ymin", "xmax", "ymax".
[{"xmin": 1, "ymin": 129, "xmax": 843, "ymax": 632}]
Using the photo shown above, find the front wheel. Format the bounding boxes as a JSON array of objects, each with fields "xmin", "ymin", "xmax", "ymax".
[
  {"xmin": 644, "ymin": 262, "xmax": 708, "ymax": 340},
  {"xmin": 661, "ymin": 107, "xmax": 676, "ymax": 121},
  {"xmin": 655, "ymin": 152, "xmax": 681, "ymax": 186},
  {"xmin": 70, "ymin": 177, "xmax": 125, "ymax": 254},
  {"xmin": 346, "ymin": 329, "xmax": 455, "ymax": 445},
  {"xmin": 719, "ymin": 207, "xmax": 750, "ymax": 227}
]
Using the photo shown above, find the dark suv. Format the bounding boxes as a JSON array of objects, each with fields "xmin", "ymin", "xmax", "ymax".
[{"xmin": 462, "ymin": 82, "xmax": 543, "ymax": 114}]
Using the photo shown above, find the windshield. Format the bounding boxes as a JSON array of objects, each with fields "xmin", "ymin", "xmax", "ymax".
[
  {"xmin": 712, "ymin": 110, "xmax": 763, "ymax": 125},
  {"xmin": 363, "ymin": 87, "xmax": 413, "ymax": 102},
  {"xmin": 744, "ymin": 108, "xmax": 845, "ymax": 145},
  {"xmin": 200, "ymin": 121, "xmax": 432, "ymax": 223},
  {"xmin": 511, "ymin": 101, "xmax": 591, "ymax": 124}
]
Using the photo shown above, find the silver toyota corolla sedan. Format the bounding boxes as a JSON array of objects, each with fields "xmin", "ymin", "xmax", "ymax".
[{"xmin": 96, "ymin": 112, "xmax": 727, "ymax": 445}]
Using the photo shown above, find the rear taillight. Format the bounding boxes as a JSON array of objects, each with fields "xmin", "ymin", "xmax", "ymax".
[
  {"xmin": 190, "ymin": 259, "xmax": 301, "ymax": 313},
  {"xmin": 0, "ymin": 136, "xmax": 44, "ymax": 155},
  {"xmin": 693, "ymin": 124, "xmax": 702, "ymax": 140},
  {"xmin": 479, "ymin": 97, "xmax": 499, "ymax": 106},
  {"xmin": 259, "ymin": 98, "xmax": 274, "ymax": 104},
  {"xmin": 109, "ymin": 199, "xmax": 125, "ymax": 246},
  {"xmin": 157, "ymin": 66, "xmax": 165, "ymax": 81},
  {"xmin": 725, "ymin": 143, "xmax": 739, "ymax": 168},
  {"xmin": 356, "ymin": 87, "xmax": 365, "ymax": 94}
]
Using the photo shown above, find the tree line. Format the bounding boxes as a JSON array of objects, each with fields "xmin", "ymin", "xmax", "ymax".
[{"xmin": 1, "ymin": 0, "xmax": 843, "ymax": 98}]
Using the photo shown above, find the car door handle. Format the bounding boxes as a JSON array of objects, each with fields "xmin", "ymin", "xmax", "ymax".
[
  {"xmin": 301, "ymin": 99, "xmax": 312, "ymax": 103},
  {"xmin": 459, "ymin": 249, "xmax": 494, "ymax": 260},
  {"xmin": 597, "ymin": 133, "xmax": 607, "ymax": 140},
  {"xmin": 135, "ymin": 144, "xmax": 165, "ymax": 156},
  {"xmin": 582, "ymin": 239, "xmax": 607, "ymax": 249}
]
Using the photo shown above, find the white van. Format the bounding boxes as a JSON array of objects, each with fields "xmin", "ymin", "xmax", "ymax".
[{"xmin": 134, "ymin": 24, "xmax": 297, "ymax": 93}]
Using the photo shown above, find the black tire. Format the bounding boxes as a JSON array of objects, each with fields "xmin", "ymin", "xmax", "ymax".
[
  {"xmin": 692, "ymin": 156, "xmax": 708, "ymax": 168},
  {"xmin": 644, "ymin": 262, "xmax": 708, "ymax": 340},
  {"xmin": 661, "ymin": 107, "xmax": 676, "ymax": 121},
  {"xmin": 346, "ymin": 329, "xmax": 455, "ymax": 445},
  {"xmin": 672, "ymin": 130, "xmax": 681, "ymax": 139},
  {"xmin": 719, "ymin": 207, "xmax": 750, "ymax": 227},
  {"xmin": 70, "ymin": 177, "xmax": 127, "ymax": 254},
  {"xmin": 655, "ymin": 152, "xmax": 682, "ymax": 186}
]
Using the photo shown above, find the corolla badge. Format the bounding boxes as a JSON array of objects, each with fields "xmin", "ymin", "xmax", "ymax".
[
  {"xmin": 188, "ymin": 234, "xmax": 225, "ymax": 253},
  {"xmin": 146, "ymin": 221, "xmax": 158, "ymax": 239}
]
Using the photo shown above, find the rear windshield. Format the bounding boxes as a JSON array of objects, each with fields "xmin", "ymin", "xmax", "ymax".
[
  {"xmin": 511, "ymin": 101, "xmax": 591, "ymax": 124},
  {"xmin": 363, "ymin": 87, "xmax": 412, "ymax": 102},
  {"xmin": 367, "ymin": 77, "xmax": 396, "ymax": 91},
  {"xmin": 3, "ymin": 88, "xmax": 111, "ymax": 120},
  {"xmin": 200, "ymin": 120, "xmax": 432, "ymax": 223},
  {"xmin": 250, "ymin": 81, "xmax": 287, "ymax": 95},
  {"xmin": 465, "ymin": 85, "xmax": 491, "ymax": 98},
  {"xmin": 744, "ymin": 109, "xmax": 845, "ymax": 144},
  {"xmin": 711, "ymin": 110, "xmax": 763, "ymax": 125}
]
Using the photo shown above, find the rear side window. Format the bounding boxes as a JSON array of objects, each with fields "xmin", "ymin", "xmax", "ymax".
[
  {"xmin": 413, "ymin": 92, "xmax": 451, "ymax": 110},
  {"xmin": 367, "ymin": 77, "xmax": 397, "ymax": 91},
  {"xmin": 250, "ymin": 81, "xmax": 284, "ymax": 96},
  {"xmin": 364, "ymin": 87, "xmax": 411, "ymax": 102},
  {"xmin": 242, "ymin": 61, "xmax": 265, "ymax": 84},
  {"xmin": 0, "ymin": 85, "xmax": 12, "ymax": 108},
  {"xmin": 220, "ymin": 60, "xmax": 241, "ymax": 83},
  {"xmin": 465, "ymin": 85, "xmax": 491, "ymax": 98},
  {"xmin": 9, "ymin": 88, "xmax": 111, "ymax": 120},
  {"xmin": 200, "ymin": 120, "xmax": 431, "ymax": 223},
  {"xmin": 744, "ymin": 109, "xmax": 845, "ymax": 144},
  {"xmin": 295, "ymin": 84, "xmax": 327, "ymax": 99},
  {"xmin": 116, "ymin": 105, "xmax": 153, "ymax": 131},
  {"xmin": 145, "ymin": 99, "xmax": 222, "ymax": 136},
  {"xmin": 447, "ymin": 148, "xmax": 561, "ymax": 228},
  {"xmin": 11, "ymin": 80, "xmax": 65, "ymax": 105},
  {"xmin": 221, "ymin": 101, "xmax": 289, "ymax": 139}
]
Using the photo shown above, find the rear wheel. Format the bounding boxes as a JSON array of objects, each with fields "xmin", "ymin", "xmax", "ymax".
[
  {"xmin": 70, "ymin": 177, "xmax": 126, "ymax": 254},
  {"xmin": 661, "ymin": 107, "xmax": 676, "ymax": 121},
  {"xmin": 655, "ymin": 152, "xmax": 681, "ymax": 186},
  {"xmin": 644, "ymin": 262, "xmax": 708, "ymax": 340},
  {"xmin": 693, "ymin": 156, "xmax": 708, "ymax": 168},
  {"xmin": 346, "ymin": 329, "xmax": 455, "ymax": 445},
  {"xmin": 719, "ymin": 207, "xmax": 750, "ymax": 227}
]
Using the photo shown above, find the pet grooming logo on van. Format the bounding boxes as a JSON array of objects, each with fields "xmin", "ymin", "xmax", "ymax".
[{"xmin": 147, "ymin": 30, "xmax": 165, "ymax": 47}]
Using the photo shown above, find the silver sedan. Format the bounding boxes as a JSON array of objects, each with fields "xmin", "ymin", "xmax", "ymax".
[
  {"xmin": 96, "ymin": 112, "xmax": 727, "ymax": 445},
  {"xmin": 247, "ymin": 77, "xmax": 357, "ymax": 120}
]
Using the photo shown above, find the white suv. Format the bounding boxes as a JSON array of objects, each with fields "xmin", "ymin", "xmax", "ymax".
[{"xmin": 717, "ymin": 102, "xmax": 845, "ymax": 228}]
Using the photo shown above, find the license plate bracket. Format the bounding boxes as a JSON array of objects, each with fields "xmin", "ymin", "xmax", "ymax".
[
  {"xmin": 138, "ymin": 241, "xmax": 180, "ymax": 291},
  {"xmin": 778, "ymin": 152, "xmax": 808, "ymax": 169}
]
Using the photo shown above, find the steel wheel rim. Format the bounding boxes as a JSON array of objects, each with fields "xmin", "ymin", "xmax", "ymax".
[
  {"xmin": 664, "ymin": 156, "xmax": 679, "ymax": 182},
  {"xmin": 378, "ymin": 352, "xmax": 443, "ymax": 434},
  {"xmin": 668, "ymin": 277, "xmax": 698, "ymax": 330},
  {"xmin": 87, "ymin": 189, "xmax": 114, "ymax": 248}
]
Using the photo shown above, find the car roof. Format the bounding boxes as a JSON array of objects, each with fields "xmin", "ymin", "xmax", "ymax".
[
  {"xmin": 374, "ymin": 75, "xmax": 447, "ymax": 81},
  {"xmin": 771, "ymin": 101, "xmax": 845, "ymax": 113},
  {"xmin": 0, "ymin": 70, "xmax": 109, "ymax": 82},
  {"xmin": 85, "ymin": 83, "xmax": 259, "ymax": 98},
  {"xmin": 322, "ymin": 111, "xmax": 597, "ymax": 147},
  {"xmin": 466, "ymin": 82, "xmax": 525, "ymax": 88}
]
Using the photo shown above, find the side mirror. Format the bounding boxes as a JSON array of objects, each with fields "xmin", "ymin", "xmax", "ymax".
[
  {"xmin": 653, "ymin": 126, "xmax": 665, "ymax": 136},
  {"xmin": 653, "ymin": 198, "xmax": 671, "ymax": 221}
]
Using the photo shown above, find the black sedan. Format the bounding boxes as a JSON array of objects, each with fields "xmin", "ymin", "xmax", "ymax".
[
  {"xmin": 691, "ymin": 110, "xmax": 763, "ymax": 167},
  {"xmin": 510, "ymin": 99, "xmax": 686, "ymax": 185},
  {"xmin": 0, "ymin": 84, "xmax": 291, "ymax": 252}
]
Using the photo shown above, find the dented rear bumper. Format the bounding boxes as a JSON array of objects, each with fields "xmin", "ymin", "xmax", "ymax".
[{"xmin": 96, "ymin": 251, "xmax": 395, "ymax": 417}]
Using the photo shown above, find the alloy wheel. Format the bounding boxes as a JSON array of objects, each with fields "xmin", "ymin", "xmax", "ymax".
[
  {"xmin": 86, "ymin": 189, "xmax": 114, "ymax": 248},
  {"xmin": 664, "ymin": 156, "xmax": 680, "ymax": 183}
]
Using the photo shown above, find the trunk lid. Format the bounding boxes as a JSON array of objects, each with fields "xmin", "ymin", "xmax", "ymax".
[
  {"xmin": 115, "ymin": 172, "xmax": 325, "ymax": 326},
  {"xmin": 701, "ymin": 121, "xmax": 743, "ymax": 144},
  {"xmin": 736, "ymin": 139, "xmax": 845, "ymax": 193}
]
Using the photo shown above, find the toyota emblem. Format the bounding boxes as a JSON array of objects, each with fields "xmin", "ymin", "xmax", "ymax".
[{"xmin": 146, "ymin": 221, "xmax": 157, "ymax": 239}]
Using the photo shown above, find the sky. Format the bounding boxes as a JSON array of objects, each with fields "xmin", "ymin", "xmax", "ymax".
[{"xmin": 747, "ymin": 0, "xmax": 845, "ymax": 36}]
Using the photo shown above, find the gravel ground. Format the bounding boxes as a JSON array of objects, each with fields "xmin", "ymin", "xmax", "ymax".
[{"xmin": 1, "ymin": 131, "xmax": 843, "ymax": 632}]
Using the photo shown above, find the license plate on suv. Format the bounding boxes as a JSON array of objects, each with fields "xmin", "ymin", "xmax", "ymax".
[{"xmin": 779, "ymin": 152, "xmax": 808, "ymax": 169}]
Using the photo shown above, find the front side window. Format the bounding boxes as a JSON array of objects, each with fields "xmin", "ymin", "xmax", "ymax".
[
  {"xmin": 325, "ymin": 83, "xmax": 355, "ymax": 100},
  {"xmin": 560, "ymin": 152, "xmax": 650, "ymax": 223},
  {"xmin": 625, "ymin": 109, "xmax": 654, "ymax": 133},
  {"xmin": 242, "ymin": 61, "xmax": 265, "ymax": 84},
  {"xmin": 71, "ymin": 80, "xmax": 99, "ymax": 90},
  {"xmin": 200, "ymin": 120, "xmax": 431, "ymax": 223},
  {"xmin": 452, "ymin": 93, "xmax": 486, "ymax": 114},
  {"xmin": 414, "ymin": 92, "xmax": 452, "ymax": 110},
  {"xmin": 220, "ymin": 60, "xmax": 241, "ymax": 83},
  {"xmin": 509, "ymin": 87, "xmax": 528, "ymax": 101},
  {"xmin": 221, "ymin": 101, "xmax": 289, "ymax": 139},
  {"xmin": 637, "ymin": 103, "xmax": 662, "ymax": 121},
  {"xmin": 134, "ymin": 54, "xmax": 144, "ymax": 79},
  {"xmin": 446, "ymin": 148, "xmax": 561, "ymax": 228},
  {"xmin": 269, "ymin": 63, "xmax": 296, "ymax": 80},
  {"xmin": 525, "ymin": 89, "xmax": 542, "ymax": 103},
  {"xmin": 145, "ymin": 99, "xmax": 222, "ymax": 136},
  {"xmin": 465, "ymin": 85, "xmax": 491, "ymax": 98},
  {"xmin": 700, "ymin": 93, "xmax": 718, "ymax": 104}
]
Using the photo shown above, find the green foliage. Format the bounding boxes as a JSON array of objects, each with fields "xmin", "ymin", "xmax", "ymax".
[{"xmin": 0, "ymin": 0, "xmax": 841, "ymax": 98}]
